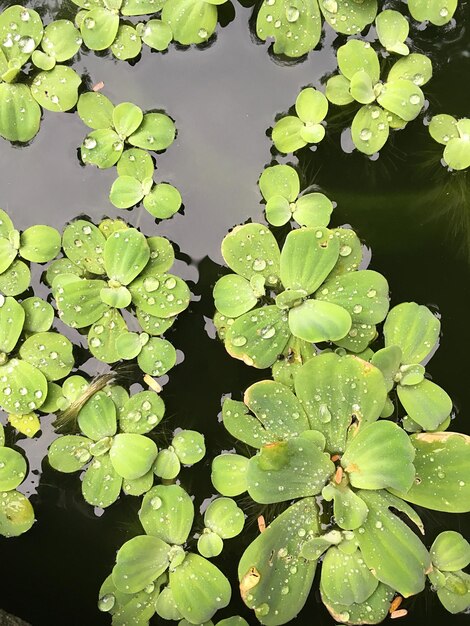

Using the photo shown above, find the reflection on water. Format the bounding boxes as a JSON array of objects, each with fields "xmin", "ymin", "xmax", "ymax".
[{"xmin": 0, "ymin": 0, "xmax": 469, "ymax": 624}]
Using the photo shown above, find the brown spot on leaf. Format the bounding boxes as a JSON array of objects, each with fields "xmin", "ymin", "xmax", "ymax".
[{"xmin": 240, "ymin": 567, "xmax": 261, "ymax": 599}]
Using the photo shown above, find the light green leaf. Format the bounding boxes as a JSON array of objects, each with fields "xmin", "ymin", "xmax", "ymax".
[
  {"xmin": 119, "ymin": 390, "xmax": 165, "ymax": 435},
  {"xmin": 0, "ymin": 358, "xmax": 48, "ymax": 414},
  {"xmin": 431, "ymin": 531, "xmax": 470, "ymax": 572},
  {"xmin": 383, "ymin": 302, "xmax": 440, "ymax": 364},
  {"xmin": 349, "ymin": 70, "xmax": 376, "ymax": 104},
  {"xmin": 31, "ymin": 65, "xmax": 81, "ymax": 112},
  {"xmin": 88, "ymin": 309, "xmax": 128, "ymax": 363},
  {"xmin": 0, "ymin": 490, "xmax": 35, "ymax": 537},
  {"xmin": 211, "ymin": 454, "xmax": 249, "ymax": 497},
  {"xmin": 20, "ymin": 225, "xmax": 61, "ymax": 262},
  {"xmin": 117, "ymin": 148, "xmax": 154, "ymax": 181},
  {"xmin": 272, "ymin": 116, "xmax": 306, "ymax": 153},
  {"xmin": 111, "ymin": 25, "xmax": 142, "ymax": 60},
  {"xmin": 0, "ymin": 296, "xmax": 24, "ymax": 353},
  {"xmin": 387, "ymin": 52, "xmax": 433, "ymax": 86},
  {"xmin": 21, "ymin": 297, "xmax": 54, "ymax": 333},
  {"xmin": 325, "ymin": 74, "xmax": 354, "ymax": 106},
  {"xmin": 104, "ymin": 228, "xmax": 150, "ymax": 285},
  {"xmin": 78, "ymin": 391, "xmax": 117, "ymax": 441},
  {"xmin": 138, "ymin": 19, "xmax": 173, "ymax": 50},
  {"xmin": 376, "ymin": 10, "xmax": 409, "ymax": 55},
  {"xmin": 321, "ymin": 581, "xmax": 393, "ymax": 625},
  {"xmin": 139, "ymin": 484, "xmax": 194, "ymax": 544},
  {"xmin": 214, "ymin": 274, "xmax": 258, "ymax": 318},
  {"xmin": 53, "ymin": 276, "xmax": 108, "ymax": 328},
  {"xmin": 397, "ymin": 379, "xmax": 452, "ymax": 430},
  {"xmin": 407, "ymin": 0, "xmax": 457, "ymax": 25},
  {"xmin": 81, "ymin": 128, "xmax": 123, "ymax": 169},
  {"xmin": 48, "ymin": 435, "xmax": 92, "ymax": 472},
  {"xmin": 321, "ymin": 546, "xmax": 378, "ymax": 606},
  {"xmin": 0, "ymin": 83, "xmax": 41, "ymax": 142},
  {"xmin": 320, "ymin": 0, "xmax": 377, "ymax": 36},
  {"xmin": 113, "ymin": 102, "xmax": 144, "ymax": 139},
  {"xmin": 0, "ymin": 447, "xmax": 27, "ymax": 491},
  {"xmin": 80, "ymin": 7, "xmax": 119, "ymax": 50},
  {"xmin": 172, "ymin": 430, "xmax": 205, "ymax": 465},
  {"xmin": 110, "ymin": 433, "xmax": 158, "ymax": 479},
  {"xmin": 62, "ymin": 219, "xmax": 106, "ymax": 274},
  {"xmin": 144, "ymin": 183, "xmax": 182, "ymax": 219},
  {"xmin": 288, "ymin": 299, "xmax": 351, "ymax": 342},
  {"xmin": 77, "ymin": 92, "xmax": 114, "ymax": 130},
  {"xmin": 82, "ymin": 454, "xmax": 122, "ymax": 507},
  {"xmin": 259, "ymin": 164, "xmax": 299, "ymax": 202},
  {"xmin": 113, "ymin": 535, "xmax": 170, "ymax": 593},
  {"xmin": 337, "ymin": 39, "xmax": 380, "ymax": 82},
  {"xmin": 19, "ymin": 332, "xmax": 74, "ymax": 381},
  {"xmin": 162, "ymin": 0, "xmax": 217, "ymax": 44},
  {"xmin": 351, "ymin": 104, "xmax": 390, "ymax": 155},
  {"xmin": 130, "ymin": 273, "xmax": 190, "ymax": 318},
  {"xmin": 377, "ymin": 79, "xmax": 424, "ymax": 122},
  {"xmin": 137, "ymin": 337, "xmax": 177, "ymax": 377},
  {"xmin": 128, "ymin": 113, "xmax": 176, "ymax": 151},
  {"xmin": 41, "ymin": 19, "xmax": 82, "ymax": 61}
]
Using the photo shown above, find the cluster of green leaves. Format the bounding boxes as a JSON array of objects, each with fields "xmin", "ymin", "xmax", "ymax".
[
  {"xmin": 0, "ymin": 209, "xmax": 77, "ymax": 435},
  {"xmin": 48, "ymin": 216, "xmax": 190, "ymax": 374},
  {"xmin": 72, "ymin": 0, "xmax": 227, "ymax": 57},
  {"xmin": 96, "ymin": 480, "xmax": 240, "ymax": 623},
  {"xmin": 0, "ymin": 5, "xmax": 82, "ymax": 142},
  {"xmin": 48, "ymin": 384, "xmax": 205, "ymax": 507},
  {"xmin": 78, "ymin": 92, "xmax": 182, "ymax": 218},
  {"xmin": 211, "ymin": 341, "xmax": 470, "ymax": 624},
  {"xmin": 213, "ymin": 165, "xmax": 389, "ymax": 370},
  {"xmin": 325, "ymin": 41, "xmax": 432, "ymax": 155},
  {"xmin": 429, "ymin": 114, "xmax": 470, "ymax": 171},
  {"xmin": 0, "ymin": 422, "xmax": 34, "ymax": 537}
]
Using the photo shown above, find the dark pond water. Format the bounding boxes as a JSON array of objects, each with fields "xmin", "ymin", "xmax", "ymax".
[{"xmin": 0, "ymin": 0, "xmax": 469, "ymax": 623}]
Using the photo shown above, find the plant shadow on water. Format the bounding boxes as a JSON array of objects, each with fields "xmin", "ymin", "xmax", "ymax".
[{"xmin": 0, "ymin": 0, "xmax": 469, "ymax": 623}]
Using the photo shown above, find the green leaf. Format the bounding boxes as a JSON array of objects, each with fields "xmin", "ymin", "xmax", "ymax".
[
  {"xmin": 349, "ymin": 70, "xmax": 376, "ymax": 105},
  {"xmin": 0, "ymin": 490, "xmax": 34, "ymax": 537},
  {"xmin": 113, "ymin": 102, "xmax": 144, "ymax": 139},
  {"xmin": 119, "ymin": 390, "xmax": 165, "ymax": 434},
  {"xmin": 322, "ymin": 483, "xmax": 369, "ymax": 530},
  {"xmin": 225, "ymin": 305, "xmax": 290, "ymax": 368},
  {"xmin": 296, "ymin": 87, "xmax": 328, "ymax": 123},
  {"xmin": 204, "ymin": 497, "xmax": 244, "ymax": 539},
  {"xmin": 436, "ymin": 571, "xmax": 470, "ymax": 613},
  {"xmin": 139, "ymin": 19, "xmax": 172, "ymax": 50},
  {"xmin": 431, "ymin": 531, "xmax": 470, "ymax": 572},
  {"xmin": 88, "ymin": 309, "xmax": 128, "ymax": 363},
  {"xmin": 162, "ymin": 0, "xmax": 217, "ymax": 44},
  {"xmin": 54, "ymin": 277, "xmax": 108, "ymax": 328},
  {"xmin": 20, "ymin": 225, "xmax": 61, "ymax": 262},
  {"xmin": 113, "ymin": 535, "xmax": 170, "ymax": 593},
  {"xmin": 0, "ymin": 296, "xmax": 24, "ymax": 353},
  {"xmin": 407, "ymin": 0, "xmax": 456, "ymax": 25},
  {"xmin": 122, "ymin": 470, "xmax": 154, "ymax": 496},
  {"xmin": 0, "ymin": 5, "xmax": 43, "ymax": 68},
  {"xmin": 0, "ymin": 358, "xmax": 48, "ymax": 414},
  {"xmin": 111, "ymin": 25, "xmax": 142, "ymax": 60},
  {"xmin": 342, "ymin": 420, "xmax": 415, "ymax": 491},
  {"xmin": 19, "ymin": 332, "xmax": 74, "ymax": 382},
  {"xmin": 137, "ymin": 309, "xmax": 176, "ymax": 336},
  {"xmin": 0, "ymin": 447, "xmax": 27, "ymax": 491},
  {"xmin": 337, "ymin": 39, "xmax": 380, "ymax": 82},
  {"xmin": 351, "ymin": 104, "xmax": 390, "ymax": 155},
  {"xmin": 320, "ymin": 0, "xmax": 377, "ymax": 36},
  {"xmin": 321, "ymin": 581, "xmax": 393, "ymax": 625},
  {"xmin": 31, "ymin": 50, "xmax": 56, "ymax": 71},
  {"xmin": 211, "ymin": 454, "xmax": 249, "ymax": 497},
  {"xmin": 122, "ymin": 0, "xmax": 165, "ymax": 15},
  {"xmin": 82, "ymin": 454, "xmax": 122, "ymax": 507},
  {"xmin": 137, "ymin": 337, "xmax": 177, "ymax": 377},
  {"xmin": 247, "ymin": 433, "xmax": 334, "ymax": 503},
  {"xmin": 104, "ymin": 228, "xmax": 150, "ymax": 286},
  {"xmin": 370, "ymin": 345, "xmax": 402, "ymax": 392},
  {"xmin": 295, "ymin": 353, "xmax": 387, "ymax": 453},
  {"xmin": 238, "ymin": 499, "xmax": 319, "ymax": 624},
  {"xmin": 387, "ymin": 53, "xmax": 433, "ymax": 86},
  {"xmin": 443, "ymin": 120, "xmax": 470, "ymax": 170},
  {"xmin": 321, "ymin": 547, "xmax": 378, "ymax": 606},
  {"xmin": 214, "ymin": 274, "xmax": 258, "ymax": 318},
  {"xmin": 117, "ymin": 148, "xmax": 154, "ymax": 181},
  {"xmin": 0, "ymin": 259, "xmax": 30, "ymax": 296},
  {"xmin": 21, "ymin": 297, "xmax": 54, "ymax": 333},
  {"xmin": 170, "ymin": 553, "xmax": 231, "ymax": 623},
  {"xmin": 139, "ymin": 484, "xmax": 194, "ymax": 544},
  {"xmin": 326, "ymin": 74, "xmax": 354, "ymax": 106},
  {"xmin": 129, "ymin": 273, "xmax": 190, "ymax": 318},
  {"xmin": 288, "ymin": 299, "xmax": 352, "ymax": 342},
  {"xmin": 265, "ymin": 195, "xmax": 291, "ymax": 227},
  {"xmin": 31, "ymin": 65, "xmax": 81, "ymax": 112},
  {"xmin": 77, "ymin": 92, "xmax": 114, "ymax": 130},
  {"xmin": 143, "ymin": 183, "xmax": 182, "ymax": 219},
  {"xmin": 80, "ymin": 7, "xmax": 119, "ymax": 50},
  {"xmin": 0, "ymin": 83, "xmax": 41, "ymax": 142},
  {"xmin": 356, "ymin": 490, "xmax": 430, "ymax": 597},
  {"xmin": 391, "ymin": 432, "xmax": 470, "ymax": 512},
  {"xmin": 78, "ymin": 391, "xmax": 117, "ymax": 441},
  {"xmin": 48, "ymin": 435, "xmax": 92, "ymax": 472},
  {"xmin": 153, "ymin": 448, "xmax": 180, "ymax": 479},
  {"xmin": 146, "ymin": 236, "xmax": 175, "ymax": 274},
  {"xmin": 429, "ymin": 114, "xmax": 459, "ymax": 148},
  {"xmin": 172, "ymin": 430, "xmax": 205, "ymax": 465},
  {"xmin": 272, "ymin": 116, "xmax": 306, "ymax": 153},
  {"xmin": 259, "ymin": 165, "xmax": 299, "ymax": 202},
  {"xmin": 100, "ymin": 285, "xmax": 132, "ymax": 308},
  {"xmin": 397, "ymin": 379, "xmax": 452, "ymax": 430},
  {"xmin": 128, "ymin": 113, "xmax": 176, "ymax": 151},
  {"xmin": 156, "ymin": 586, "xmax": 183, "ymax": 621},
  {"xmin": 110, "ymin": 433, "xmax": 158, "ymax": 479},
  {"xmin": 256, "ymin": 0, "xmax": 322, "ymax": 58},
  {"xmin": 376, "ymin": 10, "xmax": 409, "ymax": 55},
  {"xmin": 316, "ymin": 269, "xmax": 389, "ymax": 325},
  {"xmin": 377, "ymin": 79, "xmax": 424, "ymax": 122},
  {"xmin": 62, "ymin": 220, "xmax": 106, "ymax": 274},
  {"xmin": 280, "ymin": 227, "xmax": 339, "ymax": 294},
  {"xmin": 383, "ymin": 302, "xmax": 440, "ymax": 364},
  {"xmin": 81, "ymin": 128, "xmax": 123, "ymax": 169},
  {"xmin": 0, "ymin": 236, "xmax": 17, "ymax": 275},
  {"xmin": 41, "ymin": 19, "xmax": 82, "ymax": 61}
]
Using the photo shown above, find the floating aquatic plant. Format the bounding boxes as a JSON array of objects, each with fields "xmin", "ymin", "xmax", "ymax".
[
  {"xmin": 375, "ymin": 10, "xmax": 409, "ymax": 56},
  {"xmin": 258, "ymin": 164, "xmax": 333, "ymax": 227},
  {"xmin": 271, "ymin": 88, "xmax": 328, "ymax": 153},
  {"xmin": 49, "ymin": 217, "xmax": 190, "ymax": 374},
  {"xmin": 255, "ymin": 0, "xmax": 377, "ymax": 58},
  {"xmin": 0, "ymin": 6, "xmax": 82, "ymax": 142},
  {"xmin": 78, "ymin": 92, "xmax": 182, "ymax": 218},
  {"xmin": 212, "ymin": 349, "xmax": 470, "ymax": 624},
  {"xmin": 0, "ymin": 422, "xmax": 35, "ymax": 537},
  {"xmin": 213, "ymin": 216, "xmax": 389, "ymax": 369},
  {"xmin": 98, "ymin": 482, "xmax": 231, "ymax": 625},
  {"xmin": 429, "ymin": 114, "xmax": 470, "ymax": 170},
  {"xmin": 72, "ymin": 0, "xmax": 227, "ymax": 58},
  {"xmin": 325, "ymin": 41, "xmax": 432, "ymax": 155},
  {"xmin": 197, "ymin": 497, "xmax": 245, "ymax": 557},
  {"xmin": 407, "ymin": 0, "xmax": 458, "ymax": 25}
]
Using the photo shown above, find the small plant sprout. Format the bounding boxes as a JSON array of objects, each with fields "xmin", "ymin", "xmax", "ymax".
[
  {"xmin": 375, "ymin": 10, "xmax": 409, "ymax": 56},
  {"xmin": 197, "ymin": 497, "xmax": 245, "ymax": 558},
  {"xmin": 427, "ymin": 531, "xmax": 470, "ymax": 613},
  {"xmin": 98, "ymin": 483, "xmax": 232, "ymax": 625},
  {"xmin": 258, "ymin": 164, "xmax": 333, "ymax": 227},
  {"xmin": 272, "ymin": 88, "xmax": 328, "ymax": 153},
  {"xmin": 325, "ymin": 41, "xmax": 432, "ymax": 154},
  {"xmin": 154, "ymin": 429, "xmax": 205, "ymax": 479},
  {"xmin": 429, "ymin": 115, "xmax": 470, "ymax": 170}
]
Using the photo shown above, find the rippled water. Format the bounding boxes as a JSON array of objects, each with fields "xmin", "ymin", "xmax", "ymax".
[{"xmin": 0, "ymin": 0, "xmax": 469, "ymax": 623}]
